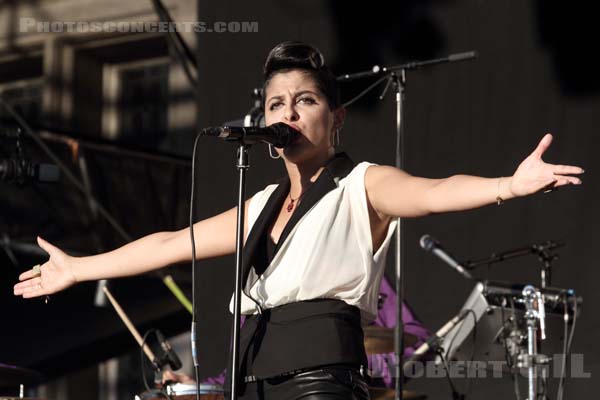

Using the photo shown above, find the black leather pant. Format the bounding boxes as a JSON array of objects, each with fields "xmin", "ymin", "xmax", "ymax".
[{"xmin": 235, "ymin": 367, "xmax": 371, "ymax": 400}]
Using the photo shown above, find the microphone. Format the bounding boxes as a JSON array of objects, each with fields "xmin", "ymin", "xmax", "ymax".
[
  {"xmin": 156, "ymin": 330, "xmax": 183, "ymax": 370},
  {"xmin": 200, "ymin": 122, "xmax": 298, "ymax": 148},
  {"xmin": 419, "ymin": 234, "xmax": 473, "ymax": 280},
  {"xmin": 403, "ymin": 309, "xmax": 470, "ymax": 372},
  {"xmin": 0, "ymin": 158, "xmax": 60, "ymax": 184}
]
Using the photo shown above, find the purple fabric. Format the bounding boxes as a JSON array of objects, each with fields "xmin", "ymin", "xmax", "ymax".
[
  {"xmin": 368, "ymin": 276, "xmax": 431, "ymax": 387},
  {"xmin": 202, "ymin": 277, "xmax": 430, "ymax": 388},
  {"xmin": 202, "ymin": 316, "xmax": 247, "ymax": 386}
]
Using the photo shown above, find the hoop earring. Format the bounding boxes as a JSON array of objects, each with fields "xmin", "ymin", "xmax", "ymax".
[
  {"xmin": 332, "ymin": 128, "xmax": 341, "ymax": 148},
  {"xmin": 268, "ymin": 144, "xmax": 281, "ymax": 159}
]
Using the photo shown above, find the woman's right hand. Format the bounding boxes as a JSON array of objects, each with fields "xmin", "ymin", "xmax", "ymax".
[
  {"xmin": 162, "ymin": 370, "xmax": 195, "ymax": 385},
  {"xmin": 13, "ymin": 237, "xmax": 78, "ymax": 298}
]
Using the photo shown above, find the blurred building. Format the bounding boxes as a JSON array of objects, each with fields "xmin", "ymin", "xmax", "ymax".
[
  {"xmin": 0, "ymin": 1, "xmax": 199, "ymax": 399},
  {"xmin": 0, "ymin": 0, "xmax": 198, "ymax": 154}
]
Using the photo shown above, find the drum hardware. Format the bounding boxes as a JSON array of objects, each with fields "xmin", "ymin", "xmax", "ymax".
[
  {"xmin": 420, "ymin": 237, "xmax": 582, "ymax": 399},
  {"xmin": 405, "ymin": 308, "xmax": 473, "ymax": 374},
  {"xmin": 0, "ymin": 365, "xmax": 45, "ymax": 400},
  {"xmin": 363, "ymin": 326, "xmax": 418, "ymax": 355},
  {"xmin": 101, "ymin": 285, "xmax": 183, "ymax": 395},
  {"xmin": 522, "ymin": 285, "xmax": 546, "ymax": 400},
  {"xmin": 0, "ymin": 364, "xmax": 43, "ymax": 389},
  {"xmin": 462, "ymin": 240, "xmax": 564, "ymax": 289},
  {"xmin": 135, "ymin": 383, "xmax": 224, "ymax": 400},
  {"xmin": 434, "ymin": 281, "xmax": 580, "ymax": 400}
]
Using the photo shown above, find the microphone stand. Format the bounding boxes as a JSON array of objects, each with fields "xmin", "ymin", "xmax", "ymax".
[
  {"xmin": 229, "ymin": 144, "xmax": 249, "ymax": 400},
  {"xmin": 226, "ymin": 95, "xmax": 266, "ymax": 400},
  {"xmin": 338, "ymin": 50, "xmax": 477, "ymax": 400},
  {"xmin": 462, "ymin": 240, "xmax": 564, "ymax": 289},
  {"xmin": 214, "ymin": 93, "xmax": 283, "ymax": 399},
  {"xmin": 391, "ymin": 71, "xmax": 406, "ymax": 400}
]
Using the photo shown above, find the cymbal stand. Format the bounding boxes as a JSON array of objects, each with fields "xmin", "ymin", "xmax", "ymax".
[{"xmin": 519, "ymin": 285, "xmax": 549, "ymax": 400}]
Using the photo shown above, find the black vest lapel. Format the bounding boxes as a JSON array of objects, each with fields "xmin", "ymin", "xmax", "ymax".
[{"xmin": 241, "ymin": 178, "xmax": 289, "ymax": 291}]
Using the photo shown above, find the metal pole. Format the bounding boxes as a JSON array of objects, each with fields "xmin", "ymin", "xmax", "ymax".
[
  {"xmin": 393, "ymin": 69, "xmax": 406, "ymax": 400},
  {"xmin": 522, "ymin": 285, "xmax": 538, "ymax": 400},
  {"xmin": 230, "ymin": 145, "xmax": 249, "ymax": 400}
]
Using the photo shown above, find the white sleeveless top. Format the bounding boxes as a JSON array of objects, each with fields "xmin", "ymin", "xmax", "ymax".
[{"xmin": 230, "ymin": 161, "xmax": 397, "ymax": 322}]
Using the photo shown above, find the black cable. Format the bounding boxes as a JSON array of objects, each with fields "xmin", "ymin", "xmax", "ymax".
[
  {"xmin": 508, "ymin": 297, "xmax": 521, "ymax": 400},
  {"xmin": 463, "ymin": 310, "xmax": 478, "ymax": 398},
  {"xmin": 499, "ymin": 303, "xmax": 513, "ymax": 368},
  {"xmin": 141, "ymin": 329, "xmax": 157, "ymax": 393},
  {"xmin": 140, "ymin": 331, "xmax": 157, "ymax": 396},
  {"xmin": 539, "ymin": 374, "xmax": 549, "ymax": 400},
  {"xmin": 512, "ymin": 371, "xmax": 521, "ymax": 400},
  {"xmin": 342, "ymin": 75, "xmax": 389, "ymax": 108},
  {"xmin": 440, "ymin": 309, "xmax": 475, "ymax": 400},
  {"xmin": 140, "ymin": 329, "xmax": 174, "ymax": 400},
  {"xmin": 544, "ymin": 377, "xmax": 551, "ymax": 400},
  {"xmin": 188, "ymin": 132, "xmax": 202, "ymax": 400},
  {"xmin": 444, "ymin": 308, "xmax": 473, "ymax": 362},
  {"xmin": 437, "ymin": 348, "xmax": 464, "ymax": 400},
  {"xmin": 557, "ymin": 295, "xmax": 578, "ymax": 400},
  {"xmin": 556, "ymin": 296, "xmax": 569, "ymax": 400},
  {"xmin": 496, "ymin": 299, "xmax": 520, "ymax": 400},
  {"xmin": 565, "ymin": 297, "xmax": 578, "ymax": 364}
]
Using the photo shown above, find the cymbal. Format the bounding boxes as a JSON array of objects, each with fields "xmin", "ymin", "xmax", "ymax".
[
  {"xmin": 363, "ymin": 326, "xmax": 418, "ymax": 355},
  {"xmin": 0, "ymin": 363, "xmax": 43, "ymax": 387},
  {"xmin": 369, "ymin": 387, "xmax": 427, "ymax": 400}
]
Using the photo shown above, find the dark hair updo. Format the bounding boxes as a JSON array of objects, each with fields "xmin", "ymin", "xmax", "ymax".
[{"xmin": 262, "ymin": 41, "xmax": 341, "ymax": 110}]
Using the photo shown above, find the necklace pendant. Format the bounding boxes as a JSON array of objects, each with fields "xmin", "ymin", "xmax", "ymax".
[{"xmin": 286, "ymin": 200, "xmax": 294, "ymax": 212}]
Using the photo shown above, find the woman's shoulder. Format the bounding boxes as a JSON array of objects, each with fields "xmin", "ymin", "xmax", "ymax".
[
  {"xmin": 251, "ymin": 182, "xmax": 280, "ymax": 203},
  {"xmin": 340, "ymin": 161, "xmax": 379, "ymax": 185}
]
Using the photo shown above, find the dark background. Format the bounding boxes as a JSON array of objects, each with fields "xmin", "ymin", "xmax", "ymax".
[{"xmin": 1, "ymin": 0, "xmax": 598, "ymax": 399}]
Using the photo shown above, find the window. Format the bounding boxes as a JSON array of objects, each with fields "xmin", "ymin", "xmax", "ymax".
[
  {"xmin": 0, "ymin": 54, "xmax": 44, "ymax": 125},
  {"xmin": 103, "ymin": 57, "xmax": 169, "ymax": 148}
]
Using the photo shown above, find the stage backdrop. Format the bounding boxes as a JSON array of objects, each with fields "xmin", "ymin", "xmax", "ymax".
[{"xmin": 190, "ymin": 0, "xmax": 598, "ymax": 399}]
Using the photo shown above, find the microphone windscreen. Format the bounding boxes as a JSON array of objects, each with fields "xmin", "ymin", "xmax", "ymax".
[{"xmin": 268, "ymin": 122, "xmax": 300, "ymax": 148}]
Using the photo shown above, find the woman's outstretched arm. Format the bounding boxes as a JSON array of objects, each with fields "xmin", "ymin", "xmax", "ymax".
[
  {"xmin": 14, "ymin": 199, "xmax": 251, "ymax": 298},
  {"xmin": 366, "ymin": 134, "xmax": 584, "ymax": 219}
]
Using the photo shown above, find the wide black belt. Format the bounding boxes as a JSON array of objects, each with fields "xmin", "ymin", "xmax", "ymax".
[{"xmin": 234, "ymin": 298, "xmax": 367, "ymax": 381}]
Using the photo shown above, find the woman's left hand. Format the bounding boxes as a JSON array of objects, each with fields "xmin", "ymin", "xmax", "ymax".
[{"xmin": 508, "ymin": 133, "xmax": 584, "ymax": 197}]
